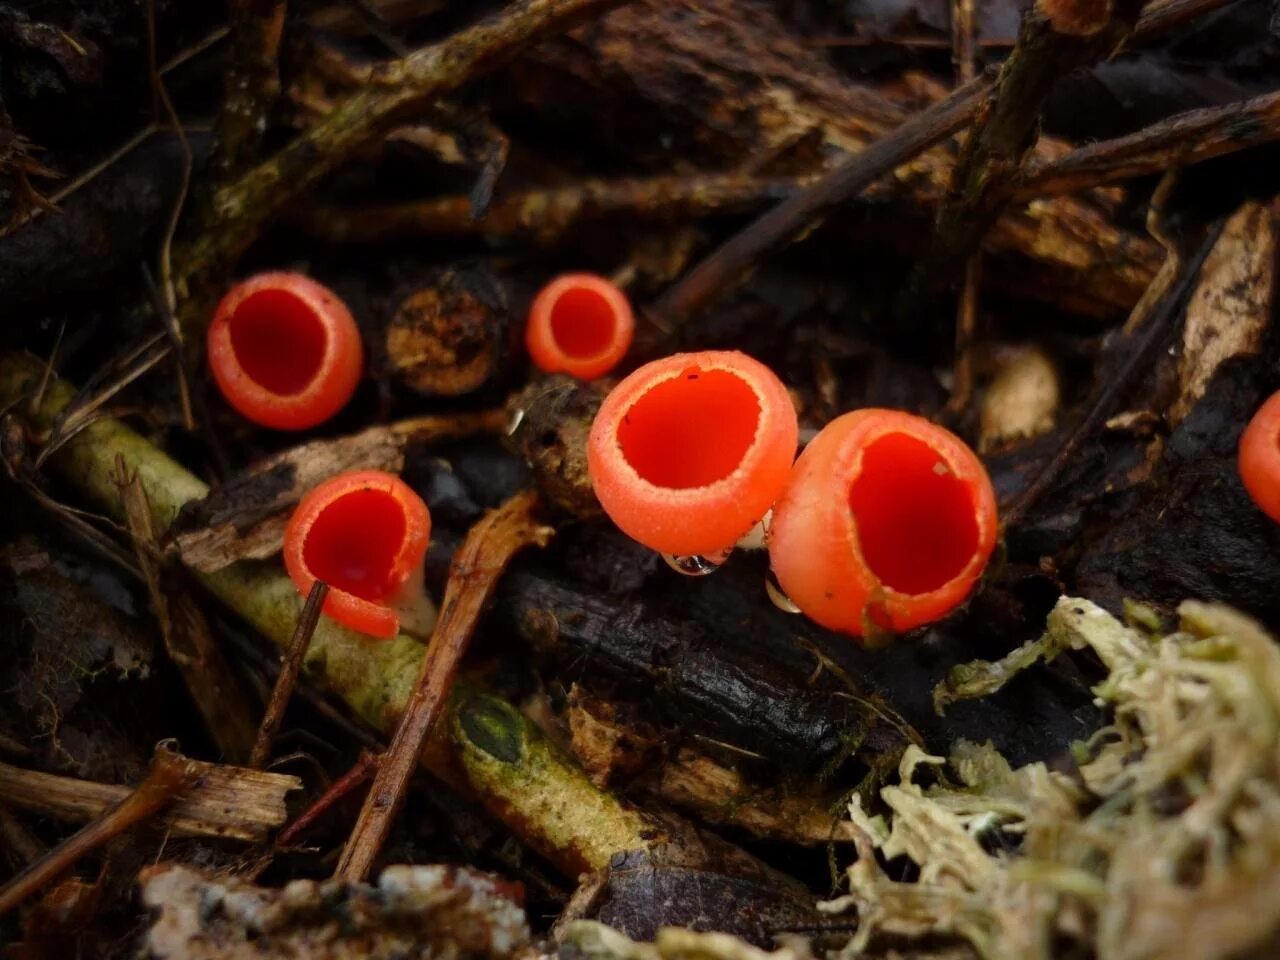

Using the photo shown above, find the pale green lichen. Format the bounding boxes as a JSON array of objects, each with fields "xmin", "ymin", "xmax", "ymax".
[{"xmin": 822, "ymin": 597, "xmax": 1280, "ymax": 960}]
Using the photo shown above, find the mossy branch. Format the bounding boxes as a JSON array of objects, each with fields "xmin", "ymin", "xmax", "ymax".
[{"xmin": 0, "ymin": 351, "xmax": 655, "ymax": 876}]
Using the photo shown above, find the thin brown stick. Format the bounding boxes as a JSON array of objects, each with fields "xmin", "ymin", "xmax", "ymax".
[
  {"xmin": 277, "ymin": 749, "xmax": 378, "ymax": 847},
  {"xmin": 1013, "ymin": 89, "xmax": 1280, "ymax": 201},
  {"xmin": 250, "ymin": 580, "xmax": 329, "ymax": 769},
  {"xmin": 0, "ymin": 743, "xmax": 198, "ymax": 916},
  {"xmin": 948, "ymin": 0, "xmax": 980, "ymax": 414},
  {"xmin": 651, "ymin": 73, "xmax": 994, "ymax": 331},
  {"xmin": 1003, "ymin": 220, "xmax": 1225, "ymax": 528},
  {"xmin": 335, "ymin": 490, "xmax": 553, "ymax": 881},
  {"xmin": 947, "ymin": 255, "xmax": 983, "ymax": 414}
]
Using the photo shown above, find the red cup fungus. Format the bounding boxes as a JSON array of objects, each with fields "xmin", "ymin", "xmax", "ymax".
[
  {"xmin": 587, "ymin": 350, "xmax": 799, "ymax": 559},
  {"xmin": 284, "ymin": 470, "xmax": 434, "ymax": 639},
  {"xmin": 208, "ymin": 271, "xmax": 364, "ymax": 430},
  {"xmin": 767, "ymin": 409, "xmax": 998, "ymax": 639},
  {"xmin": 1239, "ymin": 389, "xmax": 1280, "ymax": 523},
  {"xmin": 525, "ymin": 273, "xmax": 634, "ymax": 380}
]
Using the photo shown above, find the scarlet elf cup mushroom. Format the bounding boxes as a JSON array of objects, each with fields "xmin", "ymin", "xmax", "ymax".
[
  {"xmin": 525, "ymin": 273, "xmax": 634, "ymax": 381},
  {"xmin": 587, "ymin": 350, "xmax": 799, "ymax": 570},
  {"xmin": 767, "ymin": 409, "xmax": 998, "ymax": 639},
  {"xmin": 208, "ymin": 272, "xmax": 363, "ymax": 430},
  {"xmin": 284, "ymin": 470, "xmax": 435, "ymax": 639}
]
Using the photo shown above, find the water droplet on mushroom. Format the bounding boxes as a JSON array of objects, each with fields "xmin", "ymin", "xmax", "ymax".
[{"xmin": 664, "ymin": 549, "xmax": 730, "ymax": 576}]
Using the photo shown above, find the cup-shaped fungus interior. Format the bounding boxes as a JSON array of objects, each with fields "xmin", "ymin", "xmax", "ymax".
[
  {"xmin": 549, "ymin": 287, "xmax": 617, "ymax": 360},
  {"xmin": 616, "ymin": 367, "xmax": 760, "ymax": 489},
  {"xmin": 229, "ymin": 288, "xmax": 328, "ymax": 396},
  {"xmin": 849, "ymin": 432, "xmax": 980, "ymax": 595},
  {"xmin": 301, "ymin": 488, "xmax": 408, "ymax": 601}
]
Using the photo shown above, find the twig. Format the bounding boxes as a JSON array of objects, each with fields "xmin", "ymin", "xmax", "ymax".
[
  {"xmin": 146, "ymin": 0, "xmax": 194, "ymax": 326},
  {"xmin": 1012, "ymin": 89, "xmax": 1280, "ymax": 201},
  {"xmin": 276, "ymin": 749, "xmax": 378, "ymax": 846},
  {"xmin": 176, "ymin": 0, "xmax": 631, "ymax": 333},
  {"xmin": 0, "ymin": 743, "xmax": 198, "ymax": 916},
  {"xmin": 902, "ymin": 0, "xmax": 1148, "ymax": 318},
  {"xmin": 651, "ymin": 73, "xmax": 994, "ymax": 331},
  {"xmin": 1003, "ymin": 220, "xmax": 1226, "ymax": 527},
  {"xmin": 947, "ymin": 0, "xmax": 981, "ymax": 414},
  {"xmin": 296, "ymin": 171, "xmax": 809, "ymax": 245},
  {"xmin": 251, "ymin": 580, "xmax": 329, "ymax": 768},
  {"xmin": 335, "ymin": 490, "xmax": 553, "ymax": 881},
  {"xmin": 0, "ymin": 754, "xmax": 298, "ymax": 843},
  {"xmin": 141, "ymin": 263, "xmax": 195, "ymax": 430}
]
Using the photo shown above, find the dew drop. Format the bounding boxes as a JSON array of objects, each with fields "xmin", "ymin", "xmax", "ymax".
[
  {"xmin": 663, "ymin": 549, "xmax": 730, "ymax": 576},
  {"xmin": 765, "ymin": 571, "xmax": 802, "ymax": 614}
]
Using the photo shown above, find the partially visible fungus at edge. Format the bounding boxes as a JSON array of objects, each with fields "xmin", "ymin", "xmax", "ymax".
[
  {"xmin": 587, "ymin": 350, "xmax": 799, "ymax": 559},
  {"xmin": 525, "ymin": 273, "xmax": 634, "ymax": 380},
  {"xmin": 208, "ymin": 271, "xmax": 364, "ymax": 430},
  {"xmin": 1239, "ymin": 389, "xmax": 1280, "ymax": 524},
  {"xmin": 768, "ymin": 409, "xmax": 998, "ymax": 640},
  {"xmin": 284, "ymin": 470, "xmax": 434, "ymax": 639}
]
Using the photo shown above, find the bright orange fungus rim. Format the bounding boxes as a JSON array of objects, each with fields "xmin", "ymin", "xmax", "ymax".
[
  {"xmin": 767, "ymin": 409, "xmax": 998, "ymax": 639},
  {"xmin": 283, "ymin": 470, "xmax": 431, "ymax": 638},
  {"xmin": 1239, "ymin": 389, "xmax": 1280, "ymax": 523},
  {"xmin": 207, "ymin": 271, "xmax": 364, "ymax": 430},
  {"xmin": 586, "ymin": 350, "xmax": 799, "ymax": 557},
  {"xmin": 525, "ymin": 273, "xmax": 634, "ymax": 380}
]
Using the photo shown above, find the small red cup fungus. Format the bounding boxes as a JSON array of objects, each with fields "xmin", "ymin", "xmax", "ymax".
[
  {"xmin": 1239, "ymin": 389, "xmax": 1280, "ymax": 523},
  {"xmin": 525, "ymin": 273, "xmax": 634, "ymax": 380},
  {"xmin": 768, "ymin": 409, "xmax": 998, "ymax": 639},
  {"xmin": 208, "ymin": 271, "xmax": 364, "ymax": 430},
  {"xmin": 587, "ymin": 350, "xmax": 799, "ymax": 559},
  {"xmin": 284, "ymin": 470, "xmax": 434, "ymax": 639}
]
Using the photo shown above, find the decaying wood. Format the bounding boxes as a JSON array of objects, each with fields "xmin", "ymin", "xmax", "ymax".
[
  {"xmin": 1171, "ymin": 199, "xmax": 1278, "ymax": 425},
  {"xmin": 384, "ymin": 268, "xmax": 511, "ymax": 397},
  {"xmin": 499, "ymin": 563, "xmax": 916, "ymax": 777},
  {"xmin": 518, "ymin": 0, "xmax": 1160, "ymax": 319},
  {"xmin": 170, "ymin": 410, "xmax": 505, "ymax": 573},
  {"xmin": 0, "ymin": 754, "xmax": 299, "ymax": 843},
  {"xmin": 656, "ymin": 749, "xmax": 863, "ymax": 847},
  {"xmin": 506, "ymin": 376, "xmax": 603, "ymax": 518},
  {"xmin": 0, "ymin": 743, "xmax": 198, "ymax": 916},
  {"xmin": 336, "ymin": 491, "xmax": 553, "ymax": 881}
]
